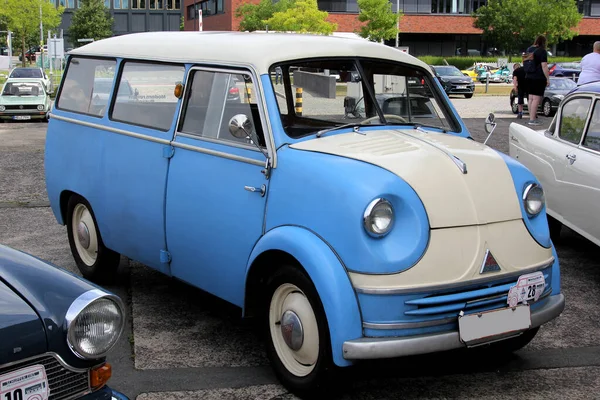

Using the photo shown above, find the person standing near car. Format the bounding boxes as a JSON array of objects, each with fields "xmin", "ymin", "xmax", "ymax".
[
  {"xmin": 512, "ymin": 62, "xmax": 527, "ymax": 119},
  {"xmin": 578, "ymin": 41, "xmax": 600, "ymax": 86},
  {"xmin": 523, "ymin": 35, "xmax": 550, "ymax": 126}
]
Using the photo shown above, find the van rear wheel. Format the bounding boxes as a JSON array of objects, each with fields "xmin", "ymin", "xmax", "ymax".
[
  {"xmin": 66, "ymin": 194, "xmax": 120, "ymax": 283},
  {"xmin": 264, "ymin": 266, "xmax": 334, "ymax": 395}
]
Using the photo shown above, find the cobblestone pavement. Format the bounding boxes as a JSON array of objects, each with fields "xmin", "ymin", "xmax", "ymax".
[{"xmin": 1, "ymin": 99, "xmax": 598, "ymax": 400}]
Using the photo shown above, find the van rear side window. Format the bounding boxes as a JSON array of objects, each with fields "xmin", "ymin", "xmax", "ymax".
[
  {"xmin": 57, "ymin": 57, "xmax": 116, "ymax": 116},
  {"xmin": 111, "ymin": 62, "xmax": 185, "ymax": 131}
]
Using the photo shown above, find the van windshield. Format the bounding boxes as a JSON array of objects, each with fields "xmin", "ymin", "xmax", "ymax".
[{"xmin": 269, "ymin": 58, "xmax": 457, "ymax": 138}]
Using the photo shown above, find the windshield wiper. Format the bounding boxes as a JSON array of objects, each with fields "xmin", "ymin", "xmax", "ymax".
[
  {"xmin": 385, "ymin": 121, "xmax": 447, "ymax": 134},
  {"xmin": 316, "ymin": 122, "xmax": 373, "ymax": 138}
]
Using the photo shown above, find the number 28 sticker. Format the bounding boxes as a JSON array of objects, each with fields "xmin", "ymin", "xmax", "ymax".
[{"xmin": 507, "ymin": 271, "xmax": 546, "ymax": 307}]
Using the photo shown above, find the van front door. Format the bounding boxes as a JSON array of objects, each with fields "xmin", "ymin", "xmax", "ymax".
[{"xmin": 165, "ymin": 68, "xmax": 270, "ymax": 306}]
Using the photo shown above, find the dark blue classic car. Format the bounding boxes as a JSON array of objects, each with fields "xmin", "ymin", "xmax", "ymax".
[{"xmin": 0, "ymin": 244, "xmax": 129, "ymax": 400}]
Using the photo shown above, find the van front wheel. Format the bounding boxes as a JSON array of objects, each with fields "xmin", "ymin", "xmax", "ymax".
[
  {"xmin": 66, "ymin": 195, "xmax": 120, "ymax": 283},
  {"xmin": 264, "ymin": 266, "xmax": 334, "ymax": 395}
]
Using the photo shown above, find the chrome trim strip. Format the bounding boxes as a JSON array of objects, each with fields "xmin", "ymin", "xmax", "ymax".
[
  {"xmin": 353, "ymin": 257, "xmax": 554, "ymax": 295},
  {"xmin": 171, "ymin": 141, "xmax": 264, "ymax": 166},
  {"xmin": 344, "ymin": 294, "xmax": 564, "ymax": 359},
  {"xmin": 177, "ymin": 132, "xmax": 258, "ymax": 152},
  {"xmin": 363, "ymin": 289, "xmax": 552, "ymax": 330},
  {"xmin": 65, "ymin": 289, "xmax": 126, "ymax": 360},
  {"xmin": 49, "ymin": 114, "xmax": 171, "ymax": 145}
]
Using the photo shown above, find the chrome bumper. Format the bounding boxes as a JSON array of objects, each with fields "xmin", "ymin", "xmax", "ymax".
[{"xmin": 342, "ymin": 293, "xmax": 565, "ymax": 360}]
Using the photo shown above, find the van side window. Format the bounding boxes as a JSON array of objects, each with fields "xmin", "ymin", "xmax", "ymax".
[
  {"xmin": 57, "ymin": 57, "xmax": 116, "ymax": 116},
  {"xmin": 111, "ymin": 62, "xmax": 185, "ymax": 131},
  {"xmin": 179, "ymin": 69, "xmax": 266, "ymax": 147}
]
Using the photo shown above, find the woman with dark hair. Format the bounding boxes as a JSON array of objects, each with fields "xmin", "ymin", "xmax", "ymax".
[{"xmin": 523, "ymin": 35, "xmax": 551, "ymax": 126}]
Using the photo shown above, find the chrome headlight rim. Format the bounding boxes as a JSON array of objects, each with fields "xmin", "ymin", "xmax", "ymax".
[
  {"xmin": 363, "ymin": 197, "xmax": 395, "ymax": 238},
  {"xmin": 37, "ymin": 104, "xmax": 44, "ymax": 111},
  {"xmin": 0, "ymin": 105, "xmax": 5, "ymax": 111},
  {"xmin": 523, "ymin": 183, "xmax": 545, "ymax": 217},
  {"xmin": 65, "ymin": 289, "xmax": 125, "ymax": 360}
]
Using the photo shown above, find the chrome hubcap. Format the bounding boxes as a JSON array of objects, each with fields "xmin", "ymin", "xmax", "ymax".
[
  {"xmin": 280, "ymin": 310, "xmax": 304, "ymax": 351},
  {"xmin": 77, "ymin": 221, "xmax": 90, "ymax": 249}
]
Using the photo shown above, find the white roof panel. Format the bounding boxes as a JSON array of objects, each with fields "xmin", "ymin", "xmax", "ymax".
[{"xmin": 69, "ymin": 31, "xmax": 429, "ymax": 74}]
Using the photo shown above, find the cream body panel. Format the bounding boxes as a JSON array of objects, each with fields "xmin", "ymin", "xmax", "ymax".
[
  {"xmin": 290, "ymin": 129, "xmax": 522, "ymax": 228},
  {"xmin": 349, "ymin": 219, "xmax": 553, "ymax": 292}
]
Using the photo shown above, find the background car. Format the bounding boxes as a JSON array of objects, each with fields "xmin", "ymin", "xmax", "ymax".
[
  {"xmin": 549, "ymin": 62, "xmax": 581, "ymax": 81},
  {"xmin": 353, "ymin": 93, "xmax": 438, "ymax": 120},
  {"xmin": 0, "ymin": 243, "xmax": 129, "ymax": 400},
  {"xmin": 510, "ymin": 77, "xmax": 577, "ymax": 117},
  {"xmin": 0, "ymin": 78, "xmax": 52, "ymax": 122},
  {"xmin": 460, "ymin": 65, "xmax": 480, "ymax": 82},
  {"xmin": 508, "ymin": 81, "xmax": 600, "ymax": 246},
  {"xmin": 9, "ymin": 67, "xmax": 52, "ymax": 92},
  {"xmin": 430, "ymin": 65, "xmax": 475, "ymax": 98}
]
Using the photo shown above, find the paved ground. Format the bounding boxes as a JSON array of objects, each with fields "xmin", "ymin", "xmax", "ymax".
[{"xmin": 1, "ymin": 96, "xmax": 600, "ymax": 400}]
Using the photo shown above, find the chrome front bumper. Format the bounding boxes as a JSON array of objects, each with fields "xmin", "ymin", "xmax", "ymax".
[{"xmin": 342, "ymin": 293, "xmax": 565, "ymax": 360}]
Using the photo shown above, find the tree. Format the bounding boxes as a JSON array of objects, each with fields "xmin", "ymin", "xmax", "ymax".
[
  {"xmin": 265, "ymin": 0, "xmax": 337, "ymax": 34},
  {"xmin": 68, "ymin": 0, "xmax": 113, "ymax": 47},
  {"xmin": 473, "ymin": 0, "xmax": 581, "ymax": 57},
  {"xmin": 357, "ymin": 0, "xmax": 400, "ymax": 42},
  {"xmin": 0, "ymin": 0, "xmax": 64, "ymax": 66},
  {"xmin": 235, "ymin": 0, "xmax": 293, "ymax": 32}
]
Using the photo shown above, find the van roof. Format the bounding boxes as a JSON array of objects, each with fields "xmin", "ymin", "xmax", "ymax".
[{"xmin": 68, "ymin": 31, "xmax": 428, "ymax": 75}]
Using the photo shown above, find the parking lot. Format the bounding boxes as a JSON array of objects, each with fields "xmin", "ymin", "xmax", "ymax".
[{"xmin": 1, "ymin": 96, "xmax": 599, "ymax": 399}]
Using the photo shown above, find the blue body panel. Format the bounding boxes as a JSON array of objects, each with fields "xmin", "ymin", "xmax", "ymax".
[
  {"xmin": 247, "ymin": 225, "xmax": 362, "ymax": 367},
  {"xmin": 165, "ymin": 134, "xmax": 268, "ymax": 306}
]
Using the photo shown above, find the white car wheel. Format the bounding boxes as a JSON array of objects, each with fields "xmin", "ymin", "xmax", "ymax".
[{"xmin": 71, "ymin": 203, "xmax": 99, "ymax": 266}]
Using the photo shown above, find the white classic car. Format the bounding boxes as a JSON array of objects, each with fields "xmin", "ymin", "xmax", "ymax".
[{"xmin": 508, "ymin": 81, "xmax": 600, "ymax": 246}]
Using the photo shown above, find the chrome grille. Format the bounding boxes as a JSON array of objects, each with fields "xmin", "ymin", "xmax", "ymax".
[
  {"xmin": 3, "ymin": 105, "xmax": 39, "ymax": 110},
  {"xmin": 0, "ymin": 354, "xmax": 90, "ymax": 400}
]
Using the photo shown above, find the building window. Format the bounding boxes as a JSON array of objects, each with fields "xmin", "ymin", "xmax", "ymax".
[
  {"xmin": 166, "ymin": 0, "xmax": 180, "ymax": 9},
  {"xmin": 187, "ymin": 4, "xmax": 195, "ymax": 18},
  {"xmin": 199, "ymin": 0, "xmax": 224, "ymax": 15},
  {"xmin": 149, "ymin": 0, "xmax": 163, "ymax": 9},
  {"xmin": 104, "ymin": 0, "xmax": 110, "ymax": 7},
  {"xmin": 114, "ymin": 0, "xmax": 129, "ymax": 8},
  {"xmin": 66, "ymin": 0, "xmax": 75, "ymax": 8},
  {"xmin": 131, "ymin": 0, "xmax": 145, "ymax": 8},
  {"xmin": 317, "ymin": 0, "xmax": 347, "ymax": 11}
]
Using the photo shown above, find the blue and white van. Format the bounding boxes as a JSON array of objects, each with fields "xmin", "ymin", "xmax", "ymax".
[{"xmin": 45, "ymin": 31, "xmax": 564, "ymax": 394}]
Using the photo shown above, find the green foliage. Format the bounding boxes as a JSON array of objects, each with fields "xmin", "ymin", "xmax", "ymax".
[
  {"xmin": 180, "ymin": 16, "xmax": 184, "ymax": 31},
  {"xmin": 265, "ymin": 0, "xmax": 336, "ymax": 34},
  {"xmin": 68, "ymin": 0, "xmax": 113, "ymax": 46},
  {"xmin": 560, "ymin": 115, "xmax": 586, "ymax": 144},
  {"xmin": 357, "ymin": 0, "xmax": 399, "ymax": 42},
  {"xmin": 473, "ymin": 0, "xmax": 582, "ymax": 54},
  {"xmin": 235, "ymin": 0, "xmax": 293, "ymax": 32},
  {"xmin": 0, "ymin": 0, "xmax": 64, "ymax": 66}
]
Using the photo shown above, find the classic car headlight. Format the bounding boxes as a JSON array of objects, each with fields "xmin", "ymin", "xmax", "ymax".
[
  {"xmin": 0, "ymin": 105, "xmax": 5, "ymax": 111},
  {"xmin": 66, "ymin": 290, "xmax": 125, "ymax": 359},
  {"xmin": 364, "ymin": 198, "xmax": 394, "ymax": 237},
  {"xmin": 523, "ymin": 183, "xmax": 545, "ymax": 217},
  {"xmin": 37, "ymin": 104, "xmax": 44, "ymax": 111}
]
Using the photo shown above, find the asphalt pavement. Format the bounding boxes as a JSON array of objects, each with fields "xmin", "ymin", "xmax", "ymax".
[{"xmin": 1, "ymin": 96, "xmax": 599, "ymax": 400}]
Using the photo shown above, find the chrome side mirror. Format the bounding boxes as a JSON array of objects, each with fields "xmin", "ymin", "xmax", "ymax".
[
  {"xmin": 228, "ymin": 114, "xmax": 253, "ymax": 139},
  {"xmin": 483, "ymin": 112, "xmax": 496, "ymax": 145}
]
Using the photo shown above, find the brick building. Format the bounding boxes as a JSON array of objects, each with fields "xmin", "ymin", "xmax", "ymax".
[{"xmin": 183, "ymin": 0, "xmax": 600, "ymax": 56}]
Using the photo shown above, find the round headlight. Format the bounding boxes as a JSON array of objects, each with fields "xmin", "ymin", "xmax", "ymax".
[
  {"xmin": 523, "ymin": 183, "xmax": 545, "ymax": 217},
  {"xmin": 67, "ymin": 292, "xmax": 124, "ymax": 359},
  {"xmin": 364, "ymin": 198, "xmax": 394, "ymax": 237},
  {"xmin": 0, "ymin": 105, "xmax": 5, "ymax": 111},
  {"xmin": 37, "ymin": 104, "xmax": 44, "ymax": 111}
]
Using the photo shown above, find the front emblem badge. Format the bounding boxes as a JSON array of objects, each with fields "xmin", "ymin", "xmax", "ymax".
[{"xmin": 480, "ymin": 249, "xmax": 501, "ymax": 274}]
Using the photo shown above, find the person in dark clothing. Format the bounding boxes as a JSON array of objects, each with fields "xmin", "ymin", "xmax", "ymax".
[
  {"xmin": 512, "ymin": 62, "xmax": 527, "ymax": 119},
  {"xmin": 522, "ymin": 35, "xmax": 550, "ymax": 126}
]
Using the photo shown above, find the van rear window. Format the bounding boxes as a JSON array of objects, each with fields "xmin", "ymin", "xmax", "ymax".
[
  {"xmin": 111, "ymin": 62, "xmax": 185, "ymax": 131},
  {"xmin": 57, "ymin": 57, "xmax": 116, "ymax": 116}
]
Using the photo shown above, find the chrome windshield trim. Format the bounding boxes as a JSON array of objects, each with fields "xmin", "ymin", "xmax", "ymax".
[
  {"xmin": 65, "ymin": 289, "xmax": 125, "ymax": 360},
  {"xmin": 171, "ymin": 141, "xmax": 264, "ymax": 166},
  {"xmin": 352, "ymin": 257, "xmax": 554, "ymax": 295},
  {"xmin": 49, "ymin": 113, "xmax": 171, "ymax": 145}
]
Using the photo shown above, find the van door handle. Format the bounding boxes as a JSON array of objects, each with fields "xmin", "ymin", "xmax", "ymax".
[
  {"xmin": 244, "ymin": 185, "xmax": 266, "ymax": 197},
  {"xmin": 566, "ymin": 153, "xmax": 576, "ymax": 164}
]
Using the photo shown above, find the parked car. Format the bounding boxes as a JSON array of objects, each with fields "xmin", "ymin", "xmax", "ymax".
[
  {"xmin": 0, "ymin": 243, "xmax": 129, "ymax": 400},
  {"xmin": 18, "ymin": 47, "xmax": 39, "ymax": 62},
  {"xmin": 508, "ymin": 81, "xmax": 600, "ymax": 246},
  {"xmin": 430, "ymin": 65, "xmax": 475, "ymax": 98},
  {"xmin": 548, "ymin": 62, "xmax": 581, "ymax": 81},
  {"xmin": 9, "ymin": 67, "xmax": 52, "ymax": 92},
  {"xmin": 510, "ymin": 77, "xmax": 577, "ymax": 117},
  {"xmin": 0, "ymin": 78, "xmax": 52, "ymax": 122},
  {"xmin": 460, "ymin": 65, "xmax": 480, "ymax": 82},
  {"xmin": 353, "ymin": 93, "xmax": 438, "ymax": 120},
  {"xmin": 46, "ymin": 32, "xmax": 564, "ymax": 394}
]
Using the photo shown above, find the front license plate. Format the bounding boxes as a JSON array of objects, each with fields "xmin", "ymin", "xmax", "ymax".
[
  {"xmin": 457, "ymin": 85, "xmax": 467, "ymax": 89},
  {"xmin": 13, "ymin": 115, "xmax": 31, "ymax": 120},
  {"xmin": 458, "ymin": 305, "xmax": 531, "ymax": 346},
  {"xmin": 0, "ymin": 364, "xmax": 49, "ymax": 400}
]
